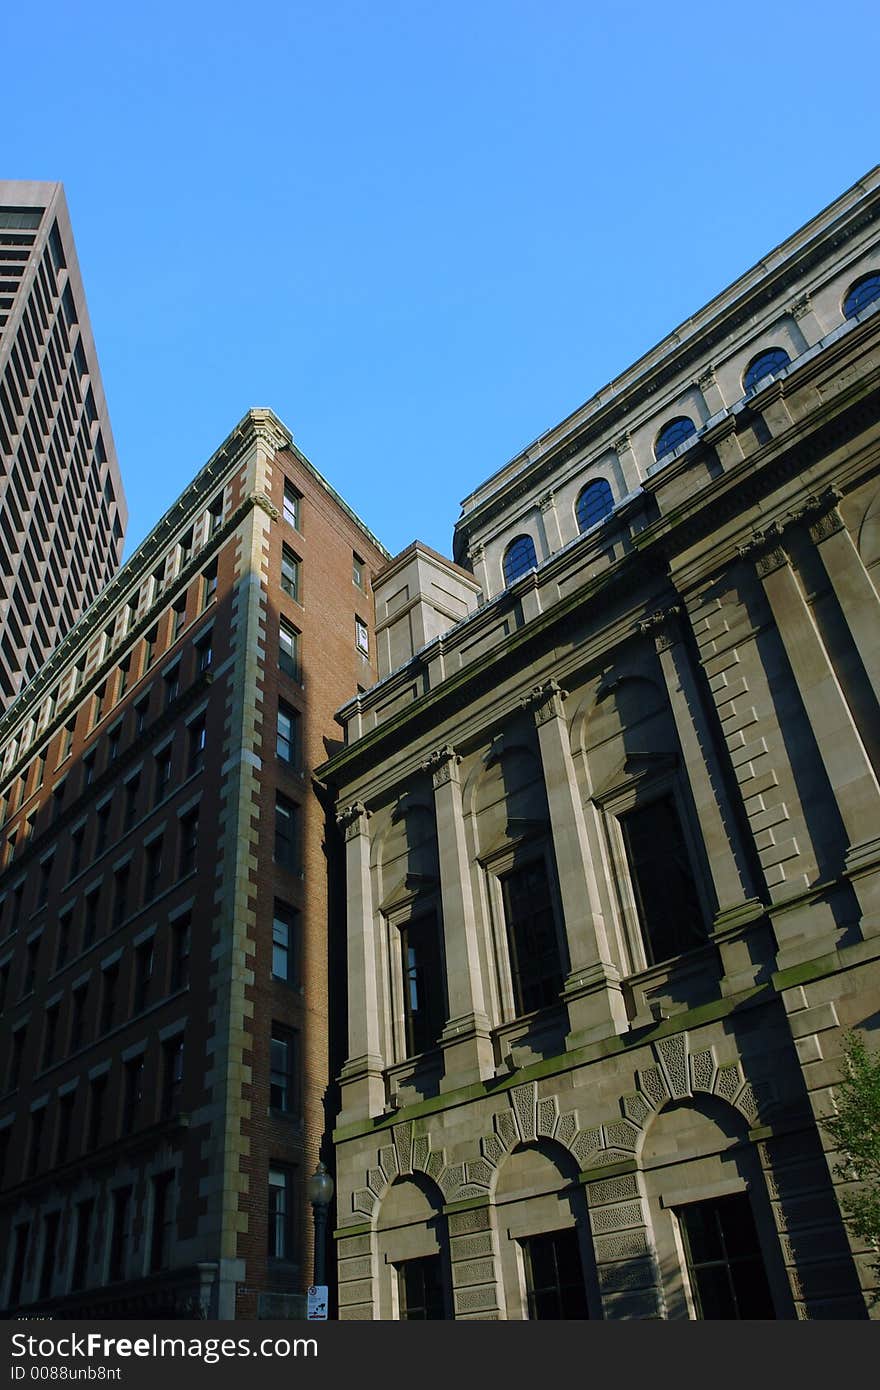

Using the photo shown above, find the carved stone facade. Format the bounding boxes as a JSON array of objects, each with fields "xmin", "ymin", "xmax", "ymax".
[{"xmin": 320, "ymin": 172, "xmax": 880, "ymax": 1319}]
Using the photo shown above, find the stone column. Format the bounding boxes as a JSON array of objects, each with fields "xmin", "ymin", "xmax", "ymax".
[
  {"xmin": 613, "ymin": 430, "xmax": 638, "ymax": 487},
  {"xmin": 522, "ymin": 680, "xmax": 628, "ymax": 1046},
  {"xmin": 740, "ymin": 527, "xmax": 880, "ymax": 938},
  {"xmin": 639, "ymin": 608, "xmax": 764, "ymax": 993},
  {"xmin": 337, "ymin": 801, "xmax": 385, "ymax": 1121},
  {"xmin": 791, "ymin": 290, "xmax": 824, "ymax": 348},
  {"xmin": 538, "ymin": 489, "xmax": 563, "ymax": 553},
  {"xmin": 792, "ymin": 488, "xmax": 880, "ymax": 707},
  {"xmin": 422, "ymin": 746, "xmax": 495, "ymax": 1088},
  {"xmin": 695, "ymin": 366, "xmax": 726, "ymax": 417}
]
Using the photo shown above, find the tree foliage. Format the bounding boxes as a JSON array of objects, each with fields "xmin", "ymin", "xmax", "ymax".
[{"xmin": 823, "ymin": 1030, "xmax": 880, "ymax": 1278}]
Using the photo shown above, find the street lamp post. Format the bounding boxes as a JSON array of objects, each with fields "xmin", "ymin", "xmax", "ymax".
[{"xmin": 307, "ymin": 1161, "xmax": 334, "ymax": 1289}]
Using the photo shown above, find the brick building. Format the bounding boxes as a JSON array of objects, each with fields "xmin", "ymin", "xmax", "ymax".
[
  {"xmin": 0, "ymin": 407, "xmax": 387, "ymax": 1318},
  {"xmin": 320, "ymin": 169, "xmax": 880, "ymax": 1318},
  {"xmin": 0, "ymin": 181, "xmax": 126, "ymax": 710}
]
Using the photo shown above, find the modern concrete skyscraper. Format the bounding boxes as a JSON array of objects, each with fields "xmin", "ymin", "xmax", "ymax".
[{"xmin": 0, "ymin": 181, "xmax": 126, "ymax": 710}]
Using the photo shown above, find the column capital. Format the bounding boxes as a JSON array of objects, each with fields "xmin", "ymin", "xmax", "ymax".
[
  {"xmin": 788, "ymin": 486, "xmax": 845, "ymax": 543},
  {"xmin": 790, "ymin": 291, "xmax": 813, "ymax": 320},
  {"xmin": 696, "ymin": 366, "xmax": 717, "ymax": 391},
  {"xmin": 521, "ymin": 678, "xmax": 568, "ymax": 725},
  {"xmin": 336, "ymin": 801, "xmax": 371, "ymax": 839},
  {"xmin": 738, "ymin": 522, "xmax": 788, "ymax": 578},
  {"xmin": 421, "ymin": 744, "xmax": 461, "ymax": 787},
  {"xmin": 538, "ymin": 489, "xmax": 557, "ymax": 513},
  {"xmin": 468, "ymin": 541, "xmax": 485, "ymax": 563},
  {"xmin": 638, "ymin": 605, "xmax": 683, "ymax": 652},
  {"xmin": 612, "ymin": 430, "xmax": 632, "ymax": 456}
]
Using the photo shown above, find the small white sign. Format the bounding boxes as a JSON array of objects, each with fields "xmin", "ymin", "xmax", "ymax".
[{"xmin": 307, "ymin": 1284, "xmax": 329, "ymax": 1320}]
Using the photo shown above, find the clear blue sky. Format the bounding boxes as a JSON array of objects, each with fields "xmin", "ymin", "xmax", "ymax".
[{"xmin": 5, "ymin": 0, "xmax": 879, "ymax": 560}]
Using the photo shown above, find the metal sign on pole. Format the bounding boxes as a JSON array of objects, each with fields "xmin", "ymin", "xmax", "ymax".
[{"xmin": 307, "ymin": 1285, "xmax": 329, "ymax": 1320}]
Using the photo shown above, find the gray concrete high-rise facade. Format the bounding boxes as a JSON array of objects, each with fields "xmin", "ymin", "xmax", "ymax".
[{"xmin": 0, "ymin": 181, "xmax": 126, "ymax": 711}]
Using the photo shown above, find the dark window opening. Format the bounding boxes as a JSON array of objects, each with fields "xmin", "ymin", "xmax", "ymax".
[
  {"xmin": 501, "ymin": 860, "xmax": 564, "ymax": 1014},
  {"xmin": 620, "ymin": 795, "xmax": 705, "ymax": 965},
  {"xmin": 679, "ymin": 1193, "xmax": 775, "ymax": 1319},
  {"xmin": 400, "ymin": 913, "xmax": 445, "ymax": 1056},
  {"xmin": 398, "ymin": 1255, "xmax": 446, "ymax": 1320},
  {"xmin": 522, "ymin": 1228, "xmax": 589, "ymax": 1320}
]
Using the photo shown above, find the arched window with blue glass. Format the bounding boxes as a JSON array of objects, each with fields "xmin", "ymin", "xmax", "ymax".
[
  {"xmin": 843, "ymin": 272, "xmax": 880, "ymax": 320},
  {"xmin": 502, "ymin": 534, "xmax": 538, "ymax": 586},
  {"xmin": 743, "ymin": 347, "xmax": 790, "ymax": 394},
  {"xmin": 576, "ymin": 479, "xmax": 614, "ymax": 533},
  {"xmin": 654, "ymin": 416, "xmax": 696, "ymax": 462}
]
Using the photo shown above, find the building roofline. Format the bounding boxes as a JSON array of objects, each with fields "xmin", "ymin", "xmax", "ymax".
[{"xmin": 455, "ymin": 164, "xmax": 880, "ymax": 528}]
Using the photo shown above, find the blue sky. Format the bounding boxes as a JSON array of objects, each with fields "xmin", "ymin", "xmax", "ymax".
[{"xmin": 5, "ymin": 0, "xmax": 879, "ymax": 560}]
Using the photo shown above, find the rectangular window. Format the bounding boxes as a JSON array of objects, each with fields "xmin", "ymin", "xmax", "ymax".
[
  {"xmin": 276, "ymin": 701, "xmax": 299, "ymax": 766},
  {"xmin": 9, "ymin": 1028, "xmax": 25, "ymax": 1090},
  {"xmin": 55, "ymin": 1091, "xmax": 76, "ymax": 1166},
  {"xmin": 161, "ymin": 1035, "xmax": 185, "ymax": 1115},
  {"xmin": 400, "ymin": 913, "xmax": 445, "ymax": 1057},
  {"xmin": 61, "ymin": 720, "xmax": 75, "ymax": 762},
  {"xmin": 279, "ymin": 618, "xmax": 299, "ymax": 679},
  {"xmin": 272, "ymin": 902, "xmax": 299, "ymax": 985},
  {"xmin": 95, "ymin": 801, "xmax": 111, "ymax": 855},
  {"xmin": 109, "ymin": 1186, "xmax": 133, "ymax": 1282},
  {"xmin": 188, "ymin": 715, "xmax": 207, "ymax": 776},
  {"xmin": 150, "ymin": 1172, "xmax": 176, "ymax": 1272},
  {"xmin": 124, "ymin": 775, "xmax": 140, "ymax": 830},
  {"xmin": 355, "ymin": 616, "xmax": 369, "ymax": 655},
  {"xmin": 113, "ymin": 864, "xmax": 130, "ymax": 928},
  {"xmin": 71, "ymin": 1200, "xmax": 94, "ymax": 1291},
  {"xmin": 274, "ymin": 795, "xmax": 299, "ymax": 871},
  {"xmin": 134, "ymin": 940, "xmax": 154, "ymax": 1013},
  {"xmin": 144, "ymin": 837, "xmax": 163, "ymax": 903},
  {"xmin": 179, "ymin": 808, "xmax": 199, "ymax": 876},
  {"xmin": 134, "ymin": 695, "xmax": 149, "ymax": 736},
  {"xmin": 70, "ymin": 984, "xmax": 89, "ymax": 1053},
  {"xmin": 82, "ymin": 751, "xmax": 95, "ymax": 789},
  {"xmin": 117, "ymin": 657, "xmax": 130, "ymax": 699},
  {"xmin": 179, "ymin": 528, "xmax": 194, "ymax": 568},
  {"xmin": 173, "ymin": 597, "xmax": 187, "ymax": 641},
  {"xmin": 521, "ymin": 1229, "xmax": 589, "ymax": 1320},
  {"xmin": 28, "ymin": 1107, "xmax": 45, "ymax": 1175},
  {"xmin": 283, "ymin": 481, "xmax": 301, "ymax": 529},
  {"xmin": 201, "ymin": 560, "xmax": 218, "ymax": 610},
  {"xmin": 352, "ymin": 553, "xmax": 365, "ymax": 590},
  {"xmin": 163, "ymin": 664, "xmax": 180, "ymax": 709},
  {"xmin": 8, "ymin": 1224, "xmax": 31, "ymax": 1309},
  {"xmin": 280, "ymin": 545, "xmax": 300, "ymax": 602},
  {"xmin": 108, "ymin": 728, "xmax": 120, "ymax": 763},
  {"xmin": 269, "ymin": 1025, "xmax": 299, "ymax": 1114},
  {"xmin": 100, "ymin": 963, "xmax": 119, "ymax": 1033},
  {"xmin": 56, "ymin": 909, "xmax": 73, "ymax": 969},
  {"xmin": 620, "ymin": 796, "xmax": 705, "ymax": 965},
  {"xmin": 83, "ymin": 889, "xmax": 100, "ymax": 949},
  {"xmin": 678, "ymin": 1194, "xmax": 775, "ymax": 1319},
  {"xmin": 93, "ymin": 684, "xmax": 106, "ymax": 727},
  {"xmin": 154, "ymin": 746, "xmax": 173, "ymax": 804},
  {"xmin": 195, "ymin": 629, "xmax": 213, "ymax": 671},
  {"xmin": 36, "ymin": 855, "xmax": 53, "ymax": 908},
  {"xmin": 143, "ymin": 626, "xmax": 158, "ymax": 671},
  {"xmin": 170, "ymin": 914, "xmax": 191, "ymax": 992},
  {"xmin": 501, "ymin": 860, "xmax": 564, "ymax": 1016},
  {"xmin": 398, "ymin": 1256, "xmax": 446, "ymax": 1320},
  {"xmin": 87, "ymin": 1074, "xmax": 107, "ymax": 1149},
  {"xmin": 22, "ymin": 936, "xmax": 40, "ymax": 995},
  {"xmin": 122, "ymin": 1056, "xmax": 144, "ymax": 1131},
  {"xmin": 208, "ymin": 495, "xmax": 224, "ymax": 535},
  {"xmin": 42, "ymin": 1003, "xmax": 60, "ymax": 1069},
  {"xmin": 268, "ymin": 1165, "xmax": 296, "ymax": 1260},
  {"xmin": 69, "ymin": 822, "xmax": 84, "ymax": 878}
]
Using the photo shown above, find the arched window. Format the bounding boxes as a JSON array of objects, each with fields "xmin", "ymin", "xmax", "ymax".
[
  {"xmin": 743, "ymin": 347, "xmax": 790, "ymax": 394},
  {"xmin": 576, "ymin": 479, "xmax": 614, "ymax": 533},
  {"xmin": 654, "ymin": 416, "xmax": 696, "ymax": 461},
  {"xmin": 502, "ymin": 535, "xmax": 538, "ymax": 586},
  {"xmin": 843, "ymin": 272, "xmax": 880, "ymax": 320}
]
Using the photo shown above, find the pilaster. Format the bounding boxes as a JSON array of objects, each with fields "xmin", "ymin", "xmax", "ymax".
[
  {"xmin": 337, "ymin": 801, "xmax": 385, "ymax": 1121},
  {"xmin": 422, "ymin": 746, "xmax": 494, "ymax": 1088},
  {"xmin": 522, "ymin": 680, "xmax": 627, "ymax": 1046}
]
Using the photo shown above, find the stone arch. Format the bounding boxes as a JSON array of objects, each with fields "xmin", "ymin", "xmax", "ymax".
[{"xmin": 351, "ymin": 1119, "xmax": 447, "ymax": 1223}]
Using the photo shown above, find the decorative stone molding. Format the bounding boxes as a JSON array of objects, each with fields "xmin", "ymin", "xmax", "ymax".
[
  {"xmin": 538, "ymin": 490, "xmax": 557, "ymax": 514},
  {"xmin": 786, "ymin": 486, "xmax": 845, "ymax": 545},
  {"xmin": 421, "ymin": 744, "xmax": 461, "ymax": 788},
  {"xmin": 468, "ymin": 542, "xmax": 485, "ymax": 563},
  {"xmin": 612, "ymin": 431, "xmax": 631, "ymax": 455},
  {"xmin": 250, "ymin": 490, "xmax": 281, "ymax": 522},
  {"xmin": 336, "ymin": 801, "xmax": 370, "ymax": 840},
  {"xmin": 352, "ymin": 1034, "xmax": 768, "ymax": 1217},
  {"xmin": 790, "ymin": 291, "xmax": 813, "ymax": 320},
  {"xmin": 520, "ymin": 678, "xmax": 568, "ymax": 725},
  {"xmin": 738, "ymin": 522, "xmax": 788, "ymax": 577},
  {"xmin": 696, "ymin": 367, "xmax": 718, "ymax": 391},
  {"xmin": 637, "ymin": 605, "xmax": 682, "ymax": 652}
]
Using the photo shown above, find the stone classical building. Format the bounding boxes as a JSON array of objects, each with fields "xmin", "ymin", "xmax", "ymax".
[
  {"xmin": 0, "ymin": 408, "xmax": 387, "ymax": 1318},
  {"xmin": 319, "ymin": 168, "xmax": 880, "ymax": 1318},
  {"xmin": 0, "ymin": 181, "xmax": 126, "ymax": 710}
]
